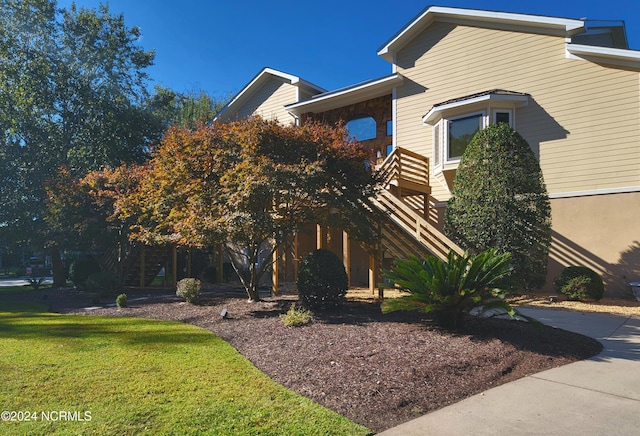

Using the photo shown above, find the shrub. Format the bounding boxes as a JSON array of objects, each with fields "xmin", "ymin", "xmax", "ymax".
[
  {"xmin": 27, "ymin": 277, "xmax": 45, "ymax": 291},
  {"xmin": 445, "ymin": 123, "xmax": 552, "ymax": 291},
  {"xmin": 69, "ymin": 257, "xmax": 101, "ymax": 291},
  {"xmin": 297, "ymin": 249, "xmax": 348, "ymax": 311},
  {"xmin": 280, "ymin": 304, "xmax": 313, "ymax": 327},
  {"xmin": 554, "ymin": 266, "xmax": 604, "ymax": 301},
  {"xmin": 86, "ymin": 271, "xmax": 121, "ymax": 296},
  {"xmin": 176, "ymin": 278, "xmax": 201, "ymax": 303},
  {"xmin": 115, "ymin": 293, "xmax": 127, "ymax": 308},
  {"xmin": 382, "ymin": 249, "xmax": 516, "ymax": 329}
]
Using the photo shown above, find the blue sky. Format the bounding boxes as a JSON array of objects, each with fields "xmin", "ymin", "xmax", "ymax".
[{"xmin": 57, "ymin": 0, "xmax": 640, "ymax": 100}]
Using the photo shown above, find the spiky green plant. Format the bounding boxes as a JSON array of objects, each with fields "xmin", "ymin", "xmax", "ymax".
[{"xmin": 381, "ymin": 249, "xmax": 516, "ymax": 329}]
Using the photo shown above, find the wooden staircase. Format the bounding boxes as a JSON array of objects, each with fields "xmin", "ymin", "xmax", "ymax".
[
  {"xmin": 100, "ymin": 242, "xmax": 173, "ymax": 288},
  {"xmin": 373, "ymin": 147, "xmax": 463, "ymax": 262}
]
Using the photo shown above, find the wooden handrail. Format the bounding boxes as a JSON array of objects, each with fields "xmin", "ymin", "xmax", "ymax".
[
  {"xmin": 376, "ymin": 147, "xmax": 429, "ymax": 189},
  {"xmin": 372, "ymin": 190, "xmax": 464, "ymax": 261}
]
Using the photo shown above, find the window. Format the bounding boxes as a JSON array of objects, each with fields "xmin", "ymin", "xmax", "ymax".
[
  {"xmin": 433, "ymin": 124, "xmax": 441, "ymax": 169},
  {"xmin": 447, "ymin": 113, "xmax": 483, "ymax": 160},
  {"xmin": 346, "ymin": 116, "xmax": 376, "ymax": 141},
  {"xmin": 495, "ymin": 111, "xmax": 511, "ymax": 125},
  {"xmin": 386, "ymin": 120, "xmax": 393, "ymax": 136},
  {"xmin": 432, "ymin": 111, "xmax": 486, "ymax": 168},
  {"xmin": 423, "ymin": 90, "xmax": 528, "ymax": 175}
]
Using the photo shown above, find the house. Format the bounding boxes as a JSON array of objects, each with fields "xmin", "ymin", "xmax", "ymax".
[{"xmin": 216, "ymin": 6, "xmax": 640, "ymax": 295}]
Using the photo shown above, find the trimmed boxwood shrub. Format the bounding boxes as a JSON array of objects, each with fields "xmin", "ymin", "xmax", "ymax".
[
  {"xmin": 86, "ymin": 271, "xmax": 121, "ymax": 296},
  {"xmin": 445, "ymin": 123, "xmax": 552, "ymax": 291},
  {"xmin": 176, "ymin": 278, "xmax": 201, "ymax": 303},
  {"xmin": 554, "ymin": 266, "xmax": 604, "ymax": 301},
  {"xmin": 297, "ymin": 249, "xmax": 348, "ymax": 311},
  {"xmin": 69, "ymin": 257, "xmax": 101, "ymax": 291}
]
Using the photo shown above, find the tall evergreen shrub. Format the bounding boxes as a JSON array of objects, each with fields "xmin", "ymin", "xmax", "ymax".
[{"xmin": 445, "ymin": 123, "xmax": 552, "ymax": 290}]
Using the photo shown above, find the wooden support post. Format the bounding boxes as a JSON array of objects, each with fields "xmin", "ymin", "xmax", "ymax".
[
  {"xmin": 172, "ymin": 246, "xmax": 178, "ymax": 289},
  {"xmin": 139, "ymin": 245, "xmax": 145, "ymax": 288},
  {"xmin": 217, "ymin": 244, "xmax": 224, "ymax": 284},
  {"xmin": 423, "ymin": 194, "xmax": 429, "ymax": 219},
  {"xmin": 342, "ymin": 230, "xmax": 351, "ymax": 287},
  {"xmin": 368, "ymin": 253, "xmax": 377, "ymax": 295},
  {"xmin": 272, "ymin": 244, "xmax": 279, "ymax": 296},
  {"xmin": 293, "ymin": 233, "xmax": 299, "ymax": 282},
  {"xmin": 377, "ymin": 243, "xmax": 384, "ymax": 300},
  {"xmin": 316, "ymin": 224, "xmax": 327, "ymax": 249}
]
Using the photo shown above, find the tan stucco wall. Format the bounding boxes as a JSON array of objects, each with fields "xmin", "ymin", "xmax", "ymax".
[{"xmin": 546, "ymin": 191, "xmax": 640, "ymax": 296}]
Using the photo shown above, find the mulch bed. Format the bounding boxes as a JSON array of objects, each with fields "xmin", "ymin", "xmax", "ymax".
[{"xmin": 3, "ymin": 286, "xmax": 602, "ymax": 433}]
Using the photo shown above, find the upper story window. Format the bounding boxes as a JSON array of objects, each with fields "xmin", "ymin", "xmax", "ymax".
[
  {"xmin": 386, "ymin": 120, "xmax": 393, "ymax": 136},
  {"xmin": 346, "ymin": 116, "xmax": 376, "ymax": 141},
  {"xmin": 423, "ymin": 90, "xmax": 529, "ymax": 174},
  {"xmin": 448, "ymin": 113, "xmax": 484, "ymax": 160}
]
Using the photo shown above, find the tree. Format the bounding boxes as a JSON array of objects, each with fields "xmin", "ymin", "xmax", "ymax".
[
  {"xmin": 147, "ymin": 86, "xmax": 231, "ymax": 130},
  {"xmin": 118, "ymin": 117, "xmax": 379, "ymax": 301},
  {"xmin": 0, "ymin": 0, "xmax": 159, "ymax": 285},
  {"xmin": 445, "ymin": 123, "xmax": 552, "ymax": 290}
]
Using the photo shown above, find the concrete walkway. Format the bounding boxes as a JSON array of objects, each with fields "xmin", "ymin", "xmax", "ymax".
[{"xmin": 379, "ymin": 307, "xmax": 640, "ymax": 435}]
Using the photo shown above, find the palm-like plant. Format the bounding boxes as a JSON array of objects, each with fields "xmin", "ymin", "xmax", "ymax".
[{"xmin": 381, "ymin": 249, "xmax": 516, "ymax": 329}]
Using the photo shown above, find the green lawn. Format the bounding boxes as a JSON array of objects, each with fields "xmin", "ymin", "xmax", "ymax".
[{"xmin": 0, "ymin": 302, "xmax": 370, "ymax": 435}]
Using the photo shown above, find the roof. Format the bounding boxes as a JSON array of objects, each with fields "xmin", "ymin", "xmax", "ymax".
[
  {"xmin": 377, "ymin": 6, "xmax": 586, "ymax": 63},
  {"xmin": 423, "ymin": 89, "xmax": 530, "ymax": 124},
  {"xmin": 285, "ymin": 73, "xmax": 403, "ymax": 115},
  {"xmin": 215, "ymin": 67, "xmax": 326, "ymax": 121}
]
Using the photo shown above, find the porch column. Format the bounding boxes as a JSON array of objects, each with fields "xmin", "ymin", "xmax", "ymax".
[
  {"xmin": 343, "ymin": 230, "xmax": 351, "ymax": 287},
  {"xmin": 139, "ymin": 246, "xmax": 145, "ymax": 288},
  {"xmin": 316, "ymin": 224, "xmax": 327, "ymax": 249},
  {"xmin": 272, "ymin": 243, "xmax": 279, "ymax": 296},
  {"xmin": 217, "ymin": 244, "xmax": 224, "ymax": 283},
  {"xmin": 293, "ymin": 233, "xmax": 299, "ymax": 282},
  {"xmin": 172, "ymin": 246, "xmax": 178, "ymax": 289}
]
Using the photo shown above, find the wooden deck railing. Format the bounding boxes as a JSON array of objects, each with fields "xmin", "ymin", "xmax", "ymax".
[
  {"xmin": 376, "ymin": 147, "xmax": 430, "ymax": 190},
  {"xmin": 372, "ymin": 147, "xmax": 463, "ymax": 262}
]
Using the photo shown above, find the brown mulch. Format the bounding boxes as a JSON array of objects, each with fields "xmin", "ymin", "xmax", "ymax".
[{"xmin": 3, "ymin": 287, "xmax": 603, "ymax": 433}]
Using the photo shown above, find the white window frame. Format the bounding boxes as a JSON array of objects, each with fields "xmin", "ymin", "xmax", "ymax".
[
  {"xmin": 433, "ymin": 111, "xmax": 487, "ymax": 169},
  {"xmin": 493, "ymin": 109, "xmax": 515, "ymax": 129}
]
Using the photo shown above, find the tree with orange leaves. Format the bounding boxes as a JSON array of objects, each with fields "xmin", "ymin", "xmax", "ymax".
[{"xmin": 120, "ymin": 116, "xmax": 380, "ymax": 301}]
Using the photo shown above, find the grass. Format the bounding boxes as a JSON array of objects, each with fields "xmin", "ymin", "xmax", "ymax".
[
  {"xmin": 0, "ymin": 302, "xmax": 370, "ymax": 435},
  {"xmin": 0, "ymin": 284, "xmax": 54, "ymax": 294}
]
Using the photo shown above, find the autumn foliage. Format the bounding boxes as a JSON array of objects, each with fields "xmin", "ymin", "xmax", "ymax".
[{"xmin": 108, "ymin": 117, "xmax": 379, "ymax": 301}]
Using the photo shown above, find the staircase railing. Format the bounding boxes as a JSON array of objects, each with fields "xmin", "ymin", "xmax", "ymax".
[
  {"xmin": 377, "ymin": 146, "xmax": 430, "ymax": 189},
  {"xmin": 373, "ymin": 147, "xmax": 463, "ymax": 262}
]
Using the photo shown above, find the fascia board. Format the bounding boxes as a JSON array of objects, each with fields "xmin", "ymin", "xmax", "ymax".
[
  {"xmin": 215, "ymin": 67, "xmax": 325, "ymax": 121},
  {"xmin": 286, "ymin": 74, "xmax": 403, "ymax": 115},
  {"xmin": 378, "ymin": 6, "xmax": 584, "ymax": 62},
  {"xmin": 567, "ymin": 43, "xmax": 640, "ymax": 68}
]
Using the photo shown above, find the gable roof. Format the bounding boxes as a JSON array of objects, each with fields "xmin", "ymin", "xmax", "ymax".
[
  {"xmin": 377, "ymin": 6, "xmax": 585, "ymax": 63},
  {"xmin": 285, "ymin": 73, "xmax": 403, "ymax": 116},
  {"xmin": 215, "ymin": 67, "xmax": 326, "ymax": 122}
]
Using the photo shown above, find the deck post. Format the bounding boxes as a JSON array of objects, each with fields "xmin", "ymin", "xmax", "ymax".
[
  {"xmin": 272, "ymin": 243, "xmax": 279, "ymax": 296},
  {"xmin": 172, "ymin": 245, "xmax": 178, "ymax": 289},
  {"xmin": 342, "ymin": 230, "xmax": 351, "ymax": 287},
  {"xmin": 139, "ymin": 245, "xmax": 145, "ymax": 288}
]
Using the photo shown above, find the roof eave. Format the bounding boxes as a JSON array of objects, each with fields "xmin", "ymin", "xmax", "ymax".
[
  {"xmin": 567, "ymin": 43, "xmax": 640, "ymax": 68},
  {"xmin": 378, "ymin": 6, "xmax": 585, "ymax": 62},
  {"xmin": 214, "ymin": 67, "xmax": 326, "ymax": 122},
  {"xmin": 423, "ymin": 93, "xmax": 529, "ymax": 125},
  {"xmin": 286, "ymin": 74, "xmax": 404, "ymax": 116}
]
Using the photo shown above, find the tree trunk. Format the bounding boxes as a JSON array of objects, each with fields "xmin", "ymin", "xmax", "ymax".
[{"xmin": 49, "ymin": 246, "xmax": 67, "ymax": 288}]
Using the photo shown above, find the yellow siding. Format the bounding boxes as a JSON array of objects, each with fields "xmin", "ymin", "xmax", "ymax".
[
  {"xmin": 236, "ymin": 77, "xmax": 298, "ymax": 124},
  {"xmin": 395, "ymin": 21, "xmax": 640, "ymax": 202}
]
